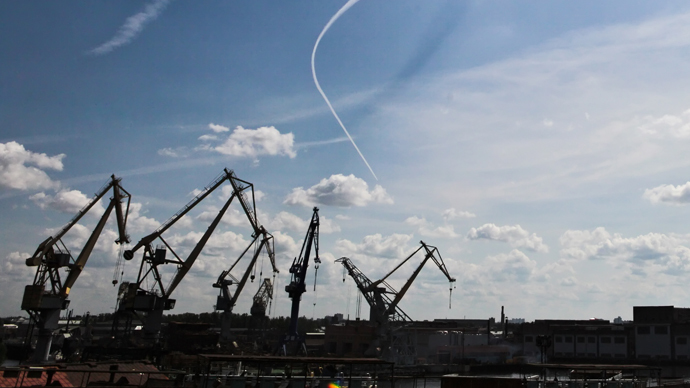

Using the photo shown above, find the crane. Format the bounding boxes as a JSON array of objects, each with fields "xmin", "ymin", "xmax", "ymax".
[
  {"xmin": 115, "ymin": 168, "xmax": 257, "ymax": 339},
  {"xmin": 249, "ymin": 278, "xmax": 273, "ymax": 329},
  {"xmin": 336, "ymin": 241, "xmax": 456, "ymax": 362},
  {"xmin": 213, "ymin": 174, "xmax": 277, "ymax": 341},
  {"xmin": 280, "ymin": 207, "xmax": 320, "ymax": 355},
  {"xmin": 22, "ymin": 175, "xmax": 131, "ymax": 362}
]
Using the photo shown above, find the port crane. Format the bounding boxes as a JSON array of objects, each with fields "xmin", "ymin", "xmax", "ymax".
[
  {"xmin": 280, "ymin": 207, "xmax": 320, "ymax": 355},
  {"xmin": 22, "ymin": 175, "xmax": 131, "ymax": 362},
  {"xmin": 248, "ymin": 277, "xmax": 274, "ymax": 332},
  {"xmin": 213, "ymin": 174, "xmax": 277, "ymax": 341},
  {"xmin": 116, "ymin": 168, "xmax": 262, "ymax": 339},
  {"xmin": 336, "ymin": 241, "xmax": 456, "ymax": 363}
]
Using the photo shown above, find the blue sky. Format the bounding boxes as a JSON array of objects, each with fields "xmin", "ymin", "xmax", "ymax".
[{"xmin": 3, "ymin": 0, "xmax": 690, "ymax": 322}]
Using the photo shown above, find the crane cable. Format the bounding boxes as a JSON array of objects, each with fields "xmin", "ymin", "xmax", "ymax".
[{"xmin": 113, "ymin": 245, "xmax": 126, "ymax": 286}]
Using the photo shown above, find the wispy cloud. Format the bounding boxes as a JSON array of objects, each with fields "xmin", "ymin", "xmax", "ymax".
[{"xmin": 88, "ymin": 0, "xmax": 172, "ymax": 55}]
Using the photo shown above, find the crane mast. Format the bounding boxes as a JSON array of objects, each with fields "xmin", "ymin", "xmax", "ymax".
[
  {"xmin": 213, "ymin": 174, "xmax": 278, "ymax": 342},
  {"xmin": 115, "ymin": 168, "xmax": 254, "ymax": 339},
  {"xmin": 22, "ymin": 175, "xmax": 131, "ymax": 362},
  {"xmin": 280, "ymin": 207, "xmax": 320, "ymax": 354},
  {"xmin": 336, "ymin": 241, "xmax": 456, "ymax": 362}
]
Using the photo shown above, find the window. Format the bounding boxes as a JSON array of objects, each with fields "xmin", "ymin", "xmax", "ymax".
[
  {"xmin": 525, "ymin": 336, "xmax": 534, "ymax": 343},
  {"xmin": 600, "ymin": 337, "xmax": 611, "ymax": 344},
  {"xmin": 555, "ymin": 336, "xmax": 563, "ymax": 343},
  {"xmin": 655, "ymin": 326, "xmax": 668, "ymax": 335},
  {"xmin": 577, "ymin": 337, "xmax": 585, "ymax": 343},
  {"xmin": 677, "ymin": 337, "xmax": 688, "ymax": 345},
  {"xmin": 565, "ymin": 336, "xmax": 573, "ymax": 343},
  {"xmin": 588, "ymin": 337, "xmax": 595, "ymax": 343},
  {"xmin": 614, "ymin": 337, "xmax": 626, "ymax": 344},
  {"xmin": 637, "ymin": 326, "xmax": 650, "ymax": 335}
]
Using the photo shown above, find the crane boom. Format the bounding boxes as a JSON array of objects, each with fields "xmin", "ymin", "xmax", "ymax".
[
  {"xmin": 336, "ymin": 240, "xmax": 456, "ymax": 361},
  {"xmin": 22, "ymin": 175, "xmax": 131, "ymax": 362},
  {"xmin": 210, "ymin": 173, "xmax": 278, "ymax": 341},
  {"xmin": 115, "ymin": 168, "xmax": 269, "ymax": 339}
]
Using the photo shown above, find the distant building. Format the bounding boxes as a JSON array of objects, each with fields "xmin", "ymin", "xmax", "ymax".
[{"xmin": 520, "ymin": 306, "xmax": 690, "ymax": 364}]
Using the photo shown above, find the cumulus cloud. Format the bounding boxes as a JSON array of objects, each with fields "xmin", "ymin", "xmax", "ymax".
[
  {"xmin": 638, "ymin": 108, "xmax": 690, "ymax": 138},
  {"xmin": 30, "ymin": 189, "xmax": 105, "ymax": 214},
  {"xmin": 644, "ymin": 182, "xmax": 690, "ymax": 205},
  {"xmin": 559, "ymin": 228, "xmax": 690, "ymax": 273},
  {"xmin": 88, "ymin": 0, "xmax": 172, "ymax": 55},
  {"xmin": 486, "ymin": 249, "xmax": 537, "ymax": 282},
  {"xmin": 207, "ymin": 126, "xmax": 296, "ymax": 159},
  {"xmin": 209, "ymin": 123, "xmax": 230, "ymax": 133},
  {"xmin": 126, "ymin": 202, "xmax": 160, "ymax": 234},
  {"xmin": 1, "ymin": 251, "xmax": 33, "ymax": 280},
  {"xmin": 442, "ymin": 208, "xmax": 476, "ymax": 220},
  {"xmin": 405, "ymin": 216, "xmax": 458, "ymax": 239},
  {"xmin": 467, "ymin": 223, "xmax": 549, "ymax": 253},
  {"xmin": 267, "ymin": 211, "xmax": 340, "ymax": 234},
  {"xmin": 196, "ymin": 206, "xmax": 251, "ymax": 229},
  {"xmin": 335, "ymin": 233, "xmax": 414, "ymax": 259},
  {"xmin": 0, "ymin": 141, "xmax": 64, "ymax": 190},
  {"xmin": 284, "ymin": 174, "xmax": 393, "ymax": 207}
]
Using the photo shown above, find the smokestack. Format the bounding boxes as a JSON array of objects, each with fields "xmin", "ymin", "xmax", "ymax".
[{"xmin": 502, "ymin": 306, "xmax": 507, "ymax": 339}]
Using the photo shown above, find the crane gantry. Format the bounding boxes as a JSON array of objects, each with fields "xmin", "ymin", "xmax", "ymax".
[
  {"xmin": 336, "ymin": 241, "xmax": 456, "ymax": 362},
  {"xmin": 115, "ymin": 168, "xmax": 269, "ymax": 339},
  {"xmin": 23, "ymin": 175, "xmax": 131, "ymax": 362}
]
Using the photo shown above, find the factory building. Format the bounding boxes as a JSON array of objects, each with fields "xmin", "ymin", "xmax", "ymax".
[{"xmin": 522, "ymin": 306, "xmax": 690, "ymax": 364}]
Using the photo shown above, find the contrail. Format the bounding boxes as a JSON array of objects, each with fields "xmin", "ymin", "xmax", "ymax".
[
  {"xmin": 88, "ymin": 0, "xmax": 172, "ymax": 55},
  {"xmin": 311, "ymin": 0, "xmax": 378, "ymax": 181}
]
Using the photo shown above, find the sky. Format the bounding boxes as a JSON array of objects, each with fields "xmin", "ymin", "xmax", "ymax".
[{"xmin": 3, "ymin": 0, "xmax": 690, "ymax": 324}]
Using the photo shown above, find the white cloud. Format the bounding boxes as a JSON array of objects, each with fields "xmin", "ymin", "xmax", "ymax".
[
  {"xmin": 486, "ymin": 249, "xmax": 537, "ymax": 282},
  {"xmin": 0, "ymin": 141, "xmax": 64, "ymax": 191},
  {"xmin": 404, "ymin": 216, "xmax": 458, "ymax": 239},
  {"xmin": 265, "ymin": 211, "xmax": 340, "ymax": 235},
  {"xmin": 196, "ymin": 206, "xmax": 251, "ymax": 229},
  {"xmin": 643, "ymin": 182, "xmax": 690, "ymax": 205},
  {"xmin": 268, "ymin": 211, "xmax": 305, "ymax": 232},
  {"xmin": 199, "ymin": 134, "xmax": 218, "ymax": 141},
  {"xmin": 335, "ymin": 233, "xmax": 414, "ymax": 259},
  {"xmin": 284, "ymin": 174, "xmax": 393, "ymax": 207},
  {"xmin": 442, "ymin": 208, "xmax": 476, "ymax": 220},
  {"xmin": 157, "ymin": 147, "xmax": 189, "ymax": 158},
  {"xmin": 209, "ymin": 123, "xmax": 230, "ymax": 133},
  {"xmin": 30, "ymin": 189, "xmax": 105, "ymax": 214},
  {"xmin": 126, "ymin": 202, "xmax": 160, "ymax": 234},
  {"xmin": 88, "ymin": 0, "xmax": 172, "ymax": 55},
  {"xmin": 638, "ymin": 108, "xmax": 690, "ymax": 138},
  {"xmin": 1, "ymin": 251, "xmax": 33, "ymax": 281},
  {"xmin": 211, "ymin": 126, "xmax": 296, "ymax": 159},
  {"xmin": 467, "ymin": 223, "xmax": 549, "ymax": 253},
  {"xmin": 559, "ymin": 228, "xmax": 690, "ymax": 273}
]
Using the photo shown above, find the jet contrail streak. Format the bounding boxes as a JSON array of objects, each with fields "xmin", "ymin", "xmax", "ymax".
[{"xmin": 311, "ymin": 0, "xmax": 378, "ymax": 181}]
